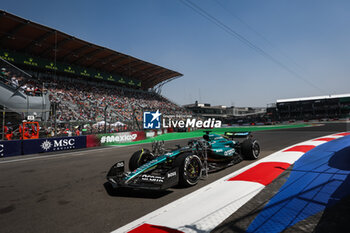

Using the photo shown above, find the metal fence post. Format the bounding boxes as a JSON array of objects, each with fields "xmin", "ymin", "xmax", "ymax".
[
  {"xmin": 104, "ymin": 105, "xmax": 108, "ymax": 134},
  {"xmin": 2, "ymin": 106, "xmax": 5, "ymax": 140}
]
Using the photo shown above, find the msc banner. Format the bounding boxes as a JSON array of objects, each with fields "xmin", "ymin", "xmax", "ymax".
[
  {"xmin": 0, "ymin": 140, "xmax": 22, "ymax": 157},
  {"xmin": 22, "ymin": 136, "xmax": 86, "ymax": 155}
]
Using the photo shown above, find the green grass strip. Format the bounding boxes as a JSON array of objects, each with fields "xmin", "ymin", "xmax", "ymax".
[{"xmin": 114, "ymin": 124, "xmax": 311, "ymax": 146}]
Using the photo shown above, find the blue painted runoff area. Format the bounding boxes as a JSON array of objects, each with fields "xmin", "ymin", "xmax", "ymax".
[{"xmin": 247, "ymin": 135, "xmax": 350, "ymax": 233}]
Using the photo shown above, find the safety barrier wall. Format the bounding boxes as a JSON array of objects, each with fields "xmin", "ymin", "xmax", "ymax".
[
  {"xmin": 0, "ymin": 129, "xmax": 173, "ymax": 157},
  {"xmin": 86, "ymin": 131, "xmax": 146, "ymax": 148},
  {"xmin": 0, "ymin": 140, "xmax": 22, "ymax": 157},
  {"xmin": 22, "ymin": 136, "xmax": 87, "ymax": 155},
  {"xmin": 86, "ymin": 129, "xmax": 170, "ymax": 148}
]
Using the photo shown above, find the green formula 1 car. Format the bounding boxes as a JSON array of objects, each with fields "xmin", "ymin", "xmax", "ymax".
[{"xmin": 107, "ymin": 131, "xmax": 260, "ymax": 190}]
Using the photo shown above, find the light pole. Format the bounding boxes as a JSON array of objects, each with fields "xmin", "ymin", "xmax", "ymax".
[
  {"xmin": 2, "ymin": 106, "xmax": 5, "ymax": 140},
  {"xmin": 53, "ymin": 102, "xmax": 57, "ymax": 137},
  {"xmin": 104, "ymin": 105, "xmax": 108, "ymax": 134}
]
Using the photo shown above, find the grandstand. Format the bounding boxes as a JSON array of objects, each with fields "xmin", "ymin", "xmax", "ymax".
[
  {"xmin": 275, "ymin": 94, "xmax": 350, "ymax": 121},
  {"xmin": 184, "ymin": 101, "xmax": 267, "ymax": 124},
  {"xmin": 0, "ymin": 10, "xmax": 186, "ymax": 139}
]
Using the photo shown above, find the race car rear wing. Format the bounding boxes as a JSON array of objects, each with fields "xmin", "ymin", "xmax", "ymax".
[{"xmin": 224, "ymin": 131, "xmax": 252, "ymax": 139}]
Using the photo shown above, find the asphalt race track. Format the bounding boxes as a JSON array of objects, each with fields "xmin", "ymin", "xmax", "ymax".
[{"xmin": 0, "ymin": 123, "xmax": 348, "ymax": 233}]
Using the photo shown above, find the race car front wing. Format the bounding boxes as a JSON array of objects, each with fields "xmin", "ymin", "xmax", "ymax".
[{"xmin": 106, "ymin": 161, "xmax": 179, "ymax": 190}]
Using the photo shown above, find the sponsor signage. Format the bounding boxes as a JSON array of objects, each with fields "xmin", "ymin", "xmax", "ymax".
[
  {"xmin": 146, "ymin": 131, "xmax": 156, "ymax": 138},
  {"xmin": 107, "ymin": 75, "xmax": 115, "ymax": 81},
  {"xmin": 80, "ymin": 69, "xmax": 90, "ymax": 77},
  {"xmin": 22, "ymin": 136, "xmax": 86, "ymax": 154},
  {"xmin": 94, "ymin": 73, "xmax": 104, "ymax": 80},
  {"xmin": 44, "ymin": 62, "xmax": 58, "ymax": 70},
  {"xmin": 64, "ymin": 66, "xmax": 75, "ymax": 74},
  {"xmin": 23, "ymin": 57, "xmax": 38, "ymax": 66},
  {"xmin": 0, "ymin": 140, "xmax": 22, "ymax": 157},
  {"xmin": 118, "ymin": 78, "xmax": 126, "ymax": 84},
  {"xmin": 167, "ymin": 171, "xmax": 177, "ymax": 178},
  {"xmin": 98, "ymin": 131, "xmax": 146, "ymax": 146},
  {"xmin": 141, "ymin": 174, "xmax": 164, "ymax": 183},
  {"xmin": 100, "ymin": 133, "xmax": 137, "ymax": 144},
  {"xmin": 0, "ymin": 51, "xmax": 15, "ymax": 62},
  {"xmin": 0, "ymin": 49, "xmax": 141, "ymax": 87}
]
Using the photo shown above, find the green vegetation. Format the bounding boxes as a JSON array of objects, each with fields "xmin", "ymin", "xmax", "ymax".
[{"xmin": 115, "ymin": 124, "xmax": 311, "ymax": 146}]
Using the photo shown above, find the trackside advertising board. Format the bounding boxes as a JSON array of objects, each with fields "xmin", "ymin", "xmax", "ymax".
[
  {"xmin": 0, "ymin": 140, "xmax": 22, "ymax": 157},
  {"xmin": 1, "ymin": 129, "xmax": 166, "ymax": 156},
  {"xmin": 22, "ymin": 136, "xmax": 86, "ymax": 155},
  {"xmin": 145, "ymin": 129, "xmax": 168, "ymax": 138},
  {"xmin": 86, "ymin": 131, "xmax": 146, "ymax": 147}
]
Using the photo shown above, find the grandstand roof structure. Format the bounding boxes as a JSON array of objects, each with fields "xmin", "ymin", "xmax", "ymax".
[
  {"xmin": 0, "ymin": 10, "xmax": 182, "ymax": 89},
  {"xmin": 277, "ymin": 93, "xmax": 350, "ymax": 103}
]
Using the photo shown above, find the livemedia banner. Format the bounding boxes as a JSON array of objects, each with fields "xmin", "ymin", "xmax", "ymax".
[
  {"xmin": 22, "ymin": 136, "xmax": 86, "ymax": 155},
  {"xmin": 0, "ymin": 140, "xmax": 22, "ymax": 157}
]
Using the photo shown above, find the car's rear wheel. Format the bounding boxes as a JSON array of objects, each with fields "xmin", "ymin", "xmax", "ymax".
[
  {"xmin": 129, "ymin": 149, "xmax": 153, "ymax": 171},
  {"xmin": 241, "ymin": 139, "xmax": 260, "ymax": 160},
  {"xmin": 175, "ymin": 153, "xmax": 202, "ymax": 187}
]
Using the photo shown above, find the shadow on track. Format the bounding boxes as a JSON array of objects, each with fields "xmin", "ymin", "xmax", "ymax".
[
  {"xmin": 313, "ymin": 146, "xmax": 350, "ymax": 233},
  {"xmin": 103, "ymin": 182, "xmax": 173, "ymax": 199}
]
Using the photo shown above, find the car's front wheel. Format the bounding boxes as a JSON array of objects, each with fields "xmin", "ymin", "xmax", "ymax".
[
  {"xmin": 129, "ymin": 149, "xmax": 153, "ymax": 171},
  {"xmin": 241, "ymin": 139, "xmax": 260, "ymax": 160},
  {"xmin": 175, "ymin": 153, "xmax": 202, "ymax": 187}
]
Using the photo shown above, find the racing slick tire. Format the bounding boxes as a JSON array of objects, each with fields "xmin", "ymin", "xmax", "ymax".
[
  {"xmin": 174, "ymin": 153, "xmax": 202, "ymax": 187},
  {"xmin": 129, "ymin": 149, "xmax": 153, "ymax": 171},
  {"xmin": 241, "ymin": 139, "xmax": 260, "ymax": 160}
]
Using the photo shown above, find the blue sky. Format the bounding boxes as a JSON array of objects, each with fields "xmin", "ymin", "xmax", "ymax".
[{"xmin": 2, "ymin": 0, "xmax": 350, "ymax": 107}]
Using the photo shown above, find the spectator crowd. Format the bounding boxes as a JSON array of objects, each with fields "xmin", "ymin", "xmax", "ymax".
[
  {"xmin": 1, "ymin": 64, "xmax": 191, "ymax": 125},
  {"xmin": 1, "ymin": 67, "xmax": 45, "ymax": 96},
  {"xmin": 47, "ymin": 79, "xmax": 191, "ymax": 123},
  {"xmin": 1, "ymin": 61, "xmax": 195, "ymax": 140}
]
